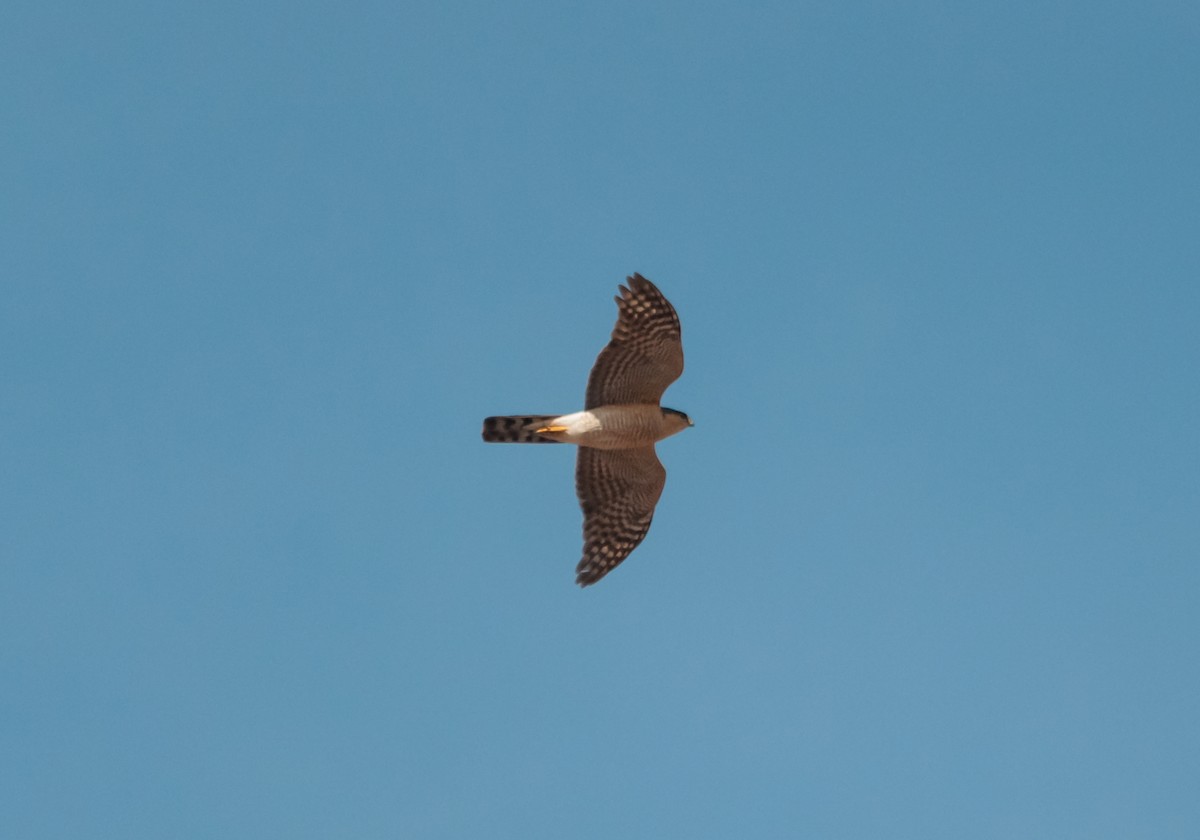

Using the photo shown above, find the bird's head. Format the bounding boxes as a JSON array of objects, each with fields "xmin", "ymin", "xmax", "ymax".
[{"xmin": 661, "ymin": 407, "xmax": 694, "ymax": 435}]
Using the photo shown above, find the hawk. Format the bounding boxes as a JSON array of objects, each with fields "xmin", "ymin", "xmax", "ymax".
[{"xmin": 482, "ymin": 273, "xmax": 692, "ymax": 586}]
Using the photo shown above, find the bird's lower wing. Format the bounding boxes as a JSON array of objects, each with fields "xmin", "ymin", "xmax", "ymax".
[{"xmin": 574, "ymin": 446, "xmax": 667, "ymax": 586}]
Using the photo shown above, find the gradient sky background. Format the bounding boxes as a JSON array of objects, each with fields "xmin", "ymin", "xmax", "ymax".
[{"xmin": 3, "ymin": 2, "xmax": 1198, "ymax": 838}]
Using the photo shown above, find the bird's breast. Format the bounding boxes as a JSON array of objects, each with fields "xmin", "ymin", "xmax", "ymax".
[{"xmin": 556, "ymin": 405, "xmax": 665, "ymax": 449}]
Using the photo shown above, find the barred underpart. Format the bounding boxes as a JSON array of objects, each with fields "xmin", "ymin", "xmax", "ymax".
[
  {"xmin": 574, "ymin": 445, "xmax": 666, "ymax": 586},
  {"xmin": 481, "ymin": 272, "xmax": 689, "ymax": 587},
  {"xmin": 584, "ymin": 273, "xmax": 684, "ymax": 409}
]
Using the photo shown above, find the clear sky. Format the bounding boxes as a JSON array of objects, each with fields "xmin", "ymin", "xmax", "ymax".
[{"xmin": 3, "ymin": 2, "xmax": 1198, "ymax": 838}]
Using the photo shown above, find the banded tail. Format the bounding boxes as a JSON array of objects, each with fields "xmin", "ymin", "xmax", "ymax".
[{"xmin": 482, "ymin": 415, "xmax": 565, "ymax": 443}]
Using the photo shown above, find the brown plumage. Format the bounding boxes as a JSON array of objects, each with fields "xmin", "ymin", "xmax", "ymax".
[{"xmin": 481, "ymin": 273, "xmax": 690, "ymax": 587}]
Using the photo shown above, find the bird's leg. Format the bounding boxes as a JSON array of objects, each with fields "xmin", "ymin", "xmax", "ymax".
[{"xmin": 535, "ymin": 425, "xmax": 569, "ymax": 433}]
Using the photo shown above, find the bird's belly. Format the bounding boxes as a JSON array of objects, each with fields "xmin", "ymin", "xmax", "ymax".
[{"xmin": 558, "ymin": 406, "xmax": 662, "ymax": 449}]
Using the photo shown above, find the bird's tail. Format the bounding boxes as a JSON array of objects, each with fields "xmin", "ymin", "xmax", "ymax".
[{"xmin": 481, "ymin": 415, "xmax": 565, "ymax": 443}]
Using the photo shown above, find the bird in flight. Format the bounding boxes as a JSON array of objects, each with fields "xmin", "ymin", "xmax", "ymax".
[{"xmin": 482, "ymin": 273, "xmax": 692, "ymax": 586}]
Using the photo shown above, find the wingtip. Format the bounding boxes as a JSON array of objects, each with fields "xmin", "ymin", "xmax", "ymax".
[
  {"xmin": 575, "ymin": 561, "xmax": 603, "ymax": 587},
  {"xmin": 575, "ymin": 571, "xmax": 601, "ymax": 588}
]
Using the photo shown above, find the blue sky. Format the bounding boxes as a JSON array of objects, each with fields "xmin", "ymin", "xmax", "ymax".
[{"xmin": 3, "ymin": 2, "xmax": 1198, "ymax": 837}]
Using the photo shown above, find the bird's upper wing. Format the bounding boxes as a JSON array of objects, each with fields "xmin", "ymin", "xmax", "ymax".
[
  {"xmin": 584, "ymin": 273, "xmax": 684, "ymax": 409},
  {"xmin": 574, "ymin": 445, "xmax": 667, "ymax": 586}
]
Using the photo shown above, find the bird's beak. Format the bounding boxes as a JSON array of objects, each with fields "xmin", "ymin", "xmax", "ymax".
[{"xmin": 688, "ymin": 417, "xmax": 695, "ymax": 427}]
